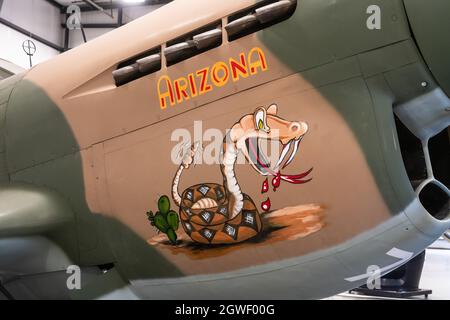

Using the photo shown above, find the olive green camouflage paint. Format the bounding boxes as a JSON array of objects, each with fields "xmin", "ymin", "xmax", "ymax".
[
  {"xmin": 0, "ymin": 0, "xmax": 429, "ymax": 276},
  {"xmin": 0, "ymin": 0, "xmax": 448, "ymax": 296},
  {"xmin": 1, "ymin": 78, "xmax": 183, "ymax": 281},
  {"xmin": 404, "ymin": 0, "xmax": 450, "ymax": 97},
  {"xmin": 260, "ymin": 0, "xmax": 439, "ymax": 213}
]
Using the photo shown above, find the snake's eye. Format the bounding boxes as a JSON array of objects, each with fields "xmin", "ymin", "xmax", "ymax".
[{"xmin": 254, "ymin": 108, "xmax": 270, "ymax": 132}]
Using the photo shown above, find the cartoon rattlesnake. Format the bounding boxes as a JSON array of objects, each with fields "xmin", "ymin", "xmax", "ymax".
[{"xmin": 172, "ymin": 104, "xmax": 311, "ymax": 244}]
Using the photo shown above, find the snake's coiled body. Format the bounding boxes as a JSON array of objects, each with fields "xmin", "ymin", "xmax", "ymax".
[
  {"xmin": 172, "ymin": 140, "xmax": 263, "ymax": 244},
  {"xmin": 179, "ymin": 183, "xmax": 262, "ymax": 244}
]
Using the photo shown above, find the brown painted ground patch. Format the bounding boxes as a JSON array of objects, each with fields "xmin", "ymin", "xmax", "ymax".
[{"xmin": 148, "ymin": 204, "xmax": 325, "ymax": 260}]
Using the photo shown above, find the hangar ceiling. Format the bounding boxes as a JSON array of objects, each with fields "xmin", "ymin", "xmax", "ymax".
[
  {"xmin": 47, "ymin": 0, "xmax": 172, "ymax": 12},
  {"xmin": 50, "ymin": 0, "xmax": 173, "ymax": 50},
  {"xmin": 0, "ymin": 0, "xmax": 173, "ymax": 55}
]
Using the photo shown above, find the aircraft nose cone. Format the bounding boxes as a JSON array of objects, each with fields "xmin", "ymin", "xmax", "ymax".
[{"xmin": 404, "ymin": 0, "xmax": 450, "ymax": 97}]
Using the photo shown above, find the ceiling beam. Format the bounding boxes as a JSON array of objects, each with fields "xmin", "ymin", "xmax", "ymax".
[
  {"xmin": 59, "ymin": 0, "xmax": 173, "ymax": 13},
  {"xmin": 0, "ymin": 17, "xmax": 64, "ymax": 52},
  {"xmin": 43, "ymin": 0, "xmax": 64, "ymax": 10},
  {"xmin": 82, "ymin": 0, "xmax": 114, "ymax": 18},
  {"xmin": 61, "ymin": 22, "xmax": 120, "ymax": 29}
]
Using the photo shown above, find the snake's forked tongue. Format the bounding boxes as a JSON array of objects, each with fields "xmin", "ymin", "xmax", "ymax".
[{"xmin": 272, "ymin": 168, "xmax": 313, "ymax": 191}]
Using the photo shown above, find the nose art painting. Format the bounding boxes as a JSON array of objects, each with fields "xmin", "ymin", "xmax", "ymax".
[{"xmin": 146, "ymin": 104, "xmax": 326, "ymax": 259}]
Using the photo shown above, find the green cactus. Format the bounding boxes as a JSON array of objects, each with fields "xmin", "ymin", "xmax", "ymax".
[
  {"xmin": 146, "ymin": 196, "xmax": 179, "ymax": 245},
  {"xmin": 166, "ymin": 228, "xmax": 178, "ymax": 245},
  {"xmin": 158, "ymin": 195, "xmax": 171, "ymax": 216},
  {"xmin": 153, "ymin": 212, "xmax": 169, "ymax": 233},
  {"xmin": 167, "ymin": 210, "xmax": 179, "ymax": 231}
]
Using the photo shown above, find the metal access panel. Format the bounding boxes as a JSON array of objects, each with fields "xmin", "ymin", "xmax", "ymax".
[{"xmin": 403, "ymin": 0, "xmax": 450, "ymax": 97}]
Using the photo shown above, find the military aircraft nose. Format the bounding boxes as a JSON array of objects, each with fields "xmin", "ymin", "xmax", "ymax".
[{"xmin": 404, "ymin": 0, "xmax": 450, "ymax": 97}]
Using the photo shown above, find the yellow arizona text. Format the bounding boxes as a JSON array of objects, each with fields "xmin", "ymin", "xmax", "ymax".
[{"xmin": 158, "ymin": 47, "xmax": 268, "ymax": 109}]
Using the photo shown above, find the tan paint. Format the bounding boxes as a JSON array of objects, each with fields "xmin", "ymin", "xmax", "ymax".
[
  {"xmin": 22, "ymin": 0, "xmax": 392, "ymax": 274},
  {"xmin": 97, "ymin": 73, "xmax": 390, "ymax": 274}
]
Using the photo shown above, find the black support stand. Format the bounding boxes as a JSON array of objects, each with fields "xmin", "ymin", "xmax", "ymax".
[{"xmin": 349, "ymin": 251, "xmax": 432, "ymax": 299}]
